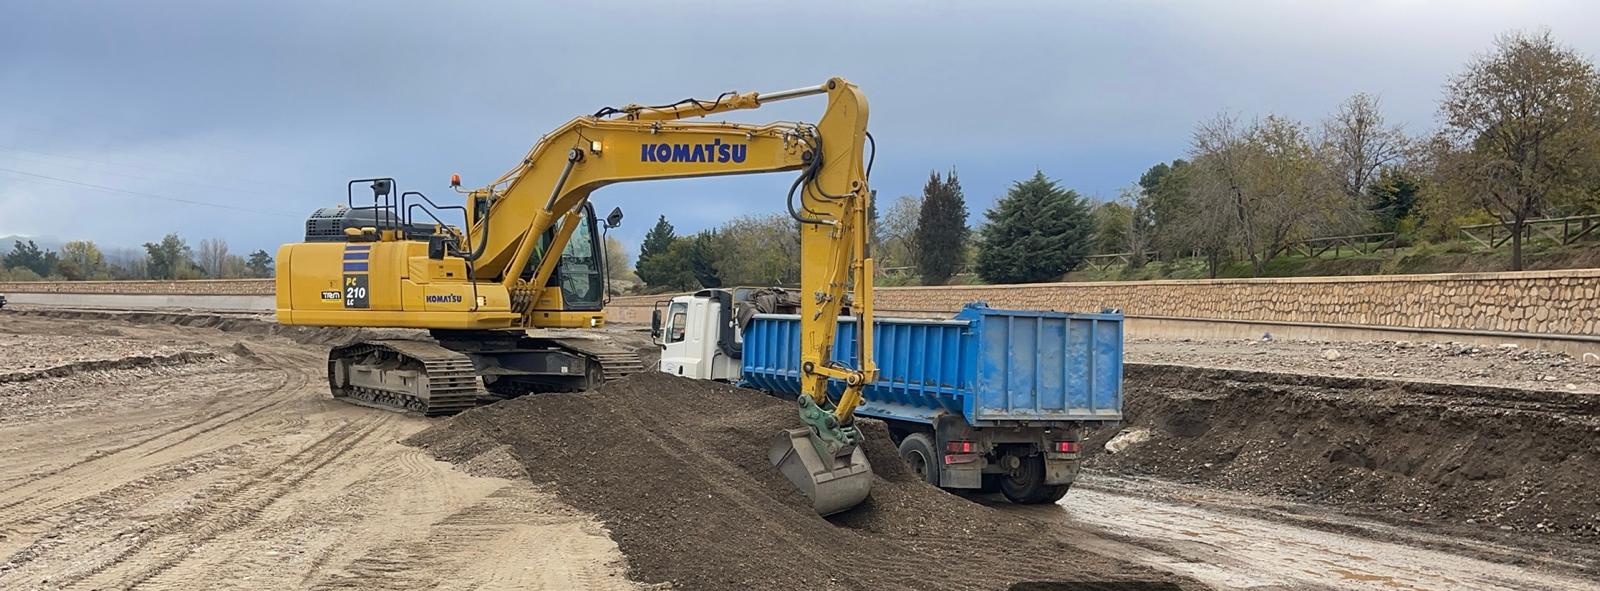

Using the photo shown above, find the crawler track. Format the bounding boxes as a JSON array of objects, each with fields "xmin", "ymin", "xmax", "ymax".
[{"xmin": 329, "ymin": 340, "xmax": 482, "ymax": 416}]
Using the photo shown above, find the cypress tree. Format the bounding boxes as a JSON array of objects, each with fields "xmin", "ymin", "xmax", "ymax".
[{"xmin": 912, "ymin": 169, "xmax": 969, "ymax": 284}]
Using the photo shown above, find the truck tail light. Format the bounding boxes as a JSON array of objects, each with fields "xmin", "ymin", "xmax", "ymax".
[
  {"xmin": 1054, "ymin": 441, "xmax": 1080, "ymax": 453},
  {"xmin": 945, "ymin": 440, "xmax": 975, "ymax": 454}
]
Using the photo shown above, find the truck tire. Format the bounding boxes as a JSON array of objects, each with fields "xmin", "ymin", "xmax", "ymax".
[
  {"xmin": 897, "ymin": 433, "xmax": 939, "ymax": 486},
  {"xmin": 1000, "ymin": 454, "xmax": 1070, "ymax": 504}
]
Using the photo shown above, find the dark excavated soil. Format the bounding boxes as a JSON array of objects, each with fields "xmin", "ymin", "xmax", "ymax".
[
  {"xmin": 1088, "ymin": 363, "xmax": 1600, "ymax": 542},
  {"xmin": 408, "ymin": 373, "xmax": 1197, "ymax": 591}
]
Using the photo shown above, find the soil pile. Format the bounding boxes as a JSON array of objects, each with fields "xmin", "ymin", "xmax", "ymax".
[
  {"xmin": 12, "ymin": 308, "xmax": 404, "ymax": 347},
  {"xmin": 1088, "ymin": 363, "xmax": 1600, "ymax": 540},
  {"xmin": 0, "ymin": 351, "xmax": 217, "ymax": 383},
  {"xmin": 408, "ymin": 374, "xmax": 1193, "ymax": 591}
]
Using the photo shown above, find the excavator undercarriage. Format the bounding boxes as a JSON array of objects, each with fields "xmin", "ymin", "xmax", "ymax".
[{"xmin": 328, "ymin": 334, "xmax": 643, "ymax": 415}]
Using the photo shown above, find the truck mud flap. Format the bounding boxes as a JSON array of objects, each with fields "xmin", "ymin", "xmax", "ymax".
[{"xmin": 1043, "ymin": 451, "xmax": 1080, "ymax": 485}]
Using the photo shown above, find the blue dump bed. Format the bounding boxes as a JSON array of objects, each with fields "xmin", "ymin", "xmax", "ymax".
[{"xmin": 738, "ymin": 303, "xmax": 1124, "ymax": 427}]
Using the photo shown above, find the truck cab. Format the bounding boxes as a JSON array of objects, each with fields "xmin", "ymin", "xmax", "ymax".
[{"xmin": 654, "ymin": 291, "xmax": 742, "ymax": 381}]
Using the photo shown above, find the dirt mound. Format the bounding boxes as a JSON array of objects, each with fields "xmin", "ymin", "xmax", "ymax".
[
  {"xmin": 0, "ymin": 351, "xmax": 217, "ymax": 384},
  {"xmin": 228, "ymin": 342, "xmax": 262, "ymax": 361},
  {"xmin": 1087, "ymin": 363, "xmax": 1600, "ymax": 540},
  {"xmin": 12, "ymin": 308, "xmax": 409, "ymax": 346},
  {"xmin": 408, "ymin": 374, "xmax": 1193, "ymax": 591}
]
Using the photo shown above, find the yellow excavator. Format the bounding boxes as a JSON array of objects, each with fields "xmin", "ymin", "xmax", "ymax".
[{"xmin": 275, "ymin": 78, "xmax": 878, "ymax": 514}]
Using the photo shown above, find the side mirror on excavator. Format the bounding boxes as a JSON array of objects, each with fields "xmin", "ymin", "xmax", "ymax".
[{"xmin": 605, "ymin": 207, "xmax": 624, "ymax": 229}]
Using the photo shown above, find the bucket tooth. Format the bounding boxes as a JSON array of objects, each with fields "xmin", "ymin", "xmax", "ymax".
[{"xmin": 769, "ymin": 428, "xmax": 873, "ymax": 516}]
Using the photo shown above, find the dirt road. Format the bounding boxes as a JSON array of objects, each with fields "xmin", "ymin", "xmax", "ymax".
[
  {"xmin": 1127, "ymin": 336, "xmax": 1600, "ymax": 393},
  {"xmin": 1049, "ymin": 476, "xmax": 1598, "ymax": 591},
  {"xmin": 3, "ymin": 310, "xmax": 1597, "ymax": 590},
  {"xmin": 0, "ymin": 313, "xmax": 636, "ymax": 591}
]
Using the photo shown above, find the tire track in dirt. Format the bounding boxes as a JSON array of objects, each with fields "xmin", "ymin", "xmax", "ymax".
[
  {"xmin": 0, "ymin": 441, "xmax": 257, "ymax": 574},
  {"xmin": 40, "ymin": 417, "xmax": 386, "ymax": 590},
  {"xmin": 1, "ymin": 310, "xmax": 639, "ymax": 590},
  {"xmin": 133, "ymin": 363, "xmax": 308, "ymax": 458},
  {"xmin": 0, "ymin": 339, "xmax": 319, "ymax": 503},
  {"xmin": 308, "ymin": 485, "xmax": 635, "ymax": 591},
  {"xmin": 0, "ymin": 369, "xmax": 295, "ymax": 518},
  {"xmin": 0, "ymin": 376, "xmax": 285, "ymax": 495}
]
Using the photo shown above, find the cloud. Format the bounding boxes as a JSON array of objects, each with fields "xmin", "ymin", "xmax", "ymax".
[{"xmin": 2, "ymin": 0, "xmax": 1596, "ymax": 252}]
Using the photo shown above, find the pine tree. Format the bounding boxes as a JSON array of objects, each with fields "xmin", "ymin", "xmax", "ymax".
[
  {"xmin": 639, "ymin": 215, "xmax": 676, "ymax": 260},
  {"xmin": 635, "ymin": 215, "xmax": 680, "ymax": 288},
  {"xmin": 686, "ymin": 231, "xmax": 722, "ymax": 288},
  {"xmin": 977, "ymin": 171, "xmax": 1091, "ymax": 284},
  {"xmin": 1366, "ymin": 167, "xmax": 1422, "ymax": 233},
  {"xmin": 912, "ymin": 169, "xmax": 969, "ymax": 284},
  {"xmin": 246, "ymin": 250, "xmax": 275, "ymax": 278}
]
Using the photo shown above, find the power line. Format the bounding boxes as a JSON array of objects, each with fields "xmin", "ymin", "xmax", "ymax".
[
  {"xmin": 0, "ymin": 146, "xmax": 322, "ymax": 199},
  {"xmin": 0, "ymin": 167, "xmax": 301, "ymax": 218}
]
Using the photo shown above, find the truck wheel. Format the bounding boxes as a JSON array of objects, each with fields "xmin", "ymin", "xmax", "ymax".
[
  {"xmin": 1000, "ymin": 454, "xmax": 1070, "ymax": 504},
  {"xmin": 897, "ymin": 433, "xmax": 939, "ymax": 486}
]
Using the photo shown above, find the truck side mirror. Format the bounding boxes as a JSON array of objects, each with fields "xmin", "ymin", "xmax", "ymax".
[{"xmin": 650, "ymin": 309, "xmax": 662, "ymax": 341}]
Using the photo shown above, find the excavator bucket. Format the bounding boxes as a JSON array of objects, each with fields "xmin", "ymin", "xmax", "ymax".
[{"xmin": 769, "ymin": 428, "xmax": 873, "ymax": 516}]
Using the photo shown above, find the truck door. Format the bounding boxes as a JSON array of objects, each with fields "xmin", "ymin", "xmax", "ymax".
[{"xmin": 658, "ymin": 300, "xmax": 691, "ymax": 375}]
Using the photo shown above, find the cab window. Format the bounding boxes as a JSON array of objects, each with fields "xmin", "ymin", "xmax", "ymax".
[{"xmin": 666, "ymin": 302, "xmax": 687, "ymax": 343}]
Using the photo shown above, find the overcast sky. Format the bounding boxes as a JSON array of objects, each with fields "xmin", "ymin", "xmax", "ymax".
[{"xmin": 2, "ymin": 0, "xmax": 1597, "ymax": 257}]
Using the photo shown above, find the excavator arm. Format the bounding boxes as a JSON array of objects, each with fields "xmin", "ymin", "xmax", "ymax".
[
  {"xmin": 469, "ymin": 78, "xmax": 878, "ymax": 513},
  {"xmin": 455, "ymin": 78, "xmax": 877, "ymax": 427}
]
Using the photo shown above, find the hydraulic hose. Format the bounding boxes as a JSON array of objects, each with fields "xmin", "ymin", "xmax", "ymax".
[{"xmin": 786, "ymin": 164, "xmax": 830, "ymax": 226}]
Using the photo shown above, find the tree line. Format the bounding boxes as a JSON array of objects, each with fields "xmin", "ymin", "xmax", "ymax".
[
  {"xmin": 1096, "ymin": 30, "xmax": 1600, "ymax": 275},
  {"xmin": 629, "ymin": 167, "xmax": 1095, "ymax": 291},
  {"xmin": 13, "ymin": 32, "xmax": 1586, "ymax": 289},
  {"xmin": 0, "ymin": 234, "xmax": 274, "ymax": 281},
  {"xmin": 626, "ymin": 29, "xmax": 1600, "ymax": 292}
]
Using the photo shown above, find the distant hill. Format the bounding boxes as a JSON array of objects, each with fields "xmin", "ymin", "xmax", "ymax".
[{"xmin": 0, "ymin": 235, "xmax": 64, "ymax": 253}]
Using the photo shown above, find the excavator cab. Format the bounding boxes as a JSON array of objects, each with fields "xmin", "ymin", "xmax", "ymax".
[{"xmin": 526, "ymin": 202, "xmax": 613, "ymax": 311}]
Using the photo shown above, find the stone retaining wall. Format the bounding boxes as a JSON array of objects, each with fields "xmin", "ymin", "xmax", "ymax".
[
  {"xmin": 0, "ymin": 279, "xmax": 274, "ymax": 296},
  {"xmin": 605, "ymin": 269, "xmax": 1600, "ymax": 337},
  {"xmin": 8, "ymin": 270, "xmax": 1596, "ymax": 337}
]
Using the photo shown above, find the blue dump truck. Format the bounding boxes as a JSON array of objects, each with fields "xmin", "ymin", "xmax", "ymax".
[{"xmin": 655, "ymin": 288, "xmax": 1124, "ymax": 504}]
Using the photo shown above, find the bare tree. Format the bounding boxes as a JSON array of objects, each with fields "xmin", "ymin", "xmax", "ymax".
[
  {"xmin": 1122, "ymin": 187, "xmax": 1155, "ymax": 266},
  {"xmin": 603, "ymin": 236, "xmax": 633, "ymax": 283},
  {"xmin": 1092, "ymin": 187, "xmax": 1154, "ymax": 264},
  {"xmin": 877, "ymin": 194, "xmax": 921, "ymax": 270},
  {"xmin": 197, "ymin": 238, "xmax": 229, "ymax": 278},
  {"xmin": 1190, "ymin": 113, "xmax": 1346, "ymax": 276},
  {"xmin": 1438, "ymin": 30, "xmax": 1600, "ymax": 270},
  {"xmin": 1323, "ymin": 93, "xmax": 1410, "ymax": 207},
  {"xmin": 104, "ymin": 247, "xmax": 149, "ymax": 279}
]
